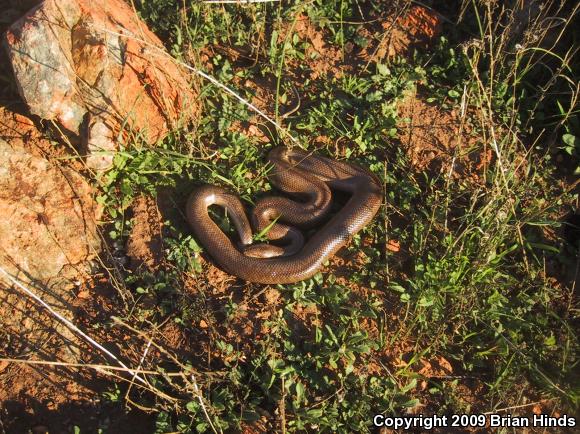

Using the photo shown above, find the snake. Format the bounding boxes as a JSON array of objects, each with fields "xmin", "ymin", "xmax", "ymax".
[{"xmin": 186, "ymin": 147, "xmax": 382, "ymax": 284}]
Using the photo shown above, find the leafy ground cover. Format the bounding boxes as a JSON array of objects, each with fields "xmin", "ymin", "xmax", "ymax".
[{"xmin": 1, "ymin": 0, "xmax": 578, "ymax": 432}]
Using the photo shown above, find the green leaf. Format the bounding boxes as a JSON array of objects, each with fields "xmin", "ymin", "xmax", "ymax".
[
  {"xmin": 278, "ymin": 366, "xmax": 295, "ymax": 377},
  {"xmin": 402, "ymin": 398, "xmax": 421, "ymax": 408},
  {"xmin": 448, "ymin": 89, "xmax": 460, "ymax": 98},
  {"xmin": 295, "ymin": 382, "xmax": 305, "ymax": 403},
  {"xmin": 196, "ymin": 422, "xmax": 209, "ymax": 432},
  {"xmin": 186, "ymin": 400, "xmax": 199, "ymax": 413},
  {"xmin": 307, "ymin": 408, "xmax": 324, "ymax": 418},
  {"xmin": 389, "ymin": 284, "xmax": 406, "ymax": 293},
  {"xmin": 401, "ymin": 378, "xmax": 417, "ymax": 393},
  {"xmin": 377, "ymin": 63, "xmax": 390, "ymax": 76},
  {"xmin": 345, "ymin": 363, "xmax": 355, "ymax": 376},
  {"xmin": 254, "ymin": 215, "xmax": 281, "ymax": 241},
  {"xmin": 562, "ymin": 133, "xmax": 577, "ymax": 148},
  {"xmin": 526, "ymin": 242, "xmax": 559, "ymax": 254}
]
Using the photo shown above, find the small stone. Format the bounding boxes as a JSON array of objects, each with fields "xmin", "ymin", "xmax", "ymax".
[
  {"xmin": 77, "ymin": 289, "xmax": 91, "ymax": 299},
  {"xmin": 387, "ymin": 239, "xmax": 401, "ymax": 252}
]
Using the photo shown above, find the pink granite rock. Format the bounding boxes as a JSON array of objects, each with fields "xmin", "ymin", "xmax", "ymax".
[
  {"xmin": 0, "ymin": 136, "xmax": 100, "ymax": 283},
  {"xmin": 3, "ymin": 0, "xmax": 197, "ymax": 170}
]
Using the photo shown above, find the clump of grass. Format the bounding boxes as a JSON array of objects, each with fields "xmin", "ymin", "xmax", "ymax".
[{"xmin": 385, "ymin": 0, "xmax": 580, "ymax": 409}]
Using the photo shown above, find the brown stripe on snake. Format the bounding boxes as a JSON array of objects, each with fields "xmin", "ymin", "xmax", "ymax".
[{"xmin": 186, "ymin": 147, "xmax": 382, "ymax": 284}]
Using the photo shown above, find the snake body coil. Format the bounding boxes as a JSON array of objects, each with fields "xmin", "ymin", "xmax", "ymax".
[{"xmin": 186, "ymin": 147, "xmax": 382, "ymax": 284}]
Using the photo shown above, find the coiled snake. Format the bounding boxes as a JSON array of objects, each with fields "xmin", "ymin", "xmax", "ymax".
[{"xmin": 186, "ymin": 147, "xmax": 382, "ymax": 284}]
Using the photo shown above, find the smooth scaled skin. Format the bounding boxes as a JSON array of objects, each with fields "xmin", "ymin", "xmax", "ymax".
[{"xmin": 186, "ymin": 146, "xmax": 382, "ymax": 284}]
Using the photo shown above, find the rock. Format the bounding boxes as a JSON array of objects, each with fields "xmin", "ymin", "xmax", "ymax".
[
  {"xmin": 3, "ymin": 0, "xmax": 197, "ymax": 170},
  {"xmin": 0, "ymin": 133, "xmax": 100, "ymax": 284},
  {"xmin": 0, "ymin": 107, "xmax": 102, "ymax": 406}
]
